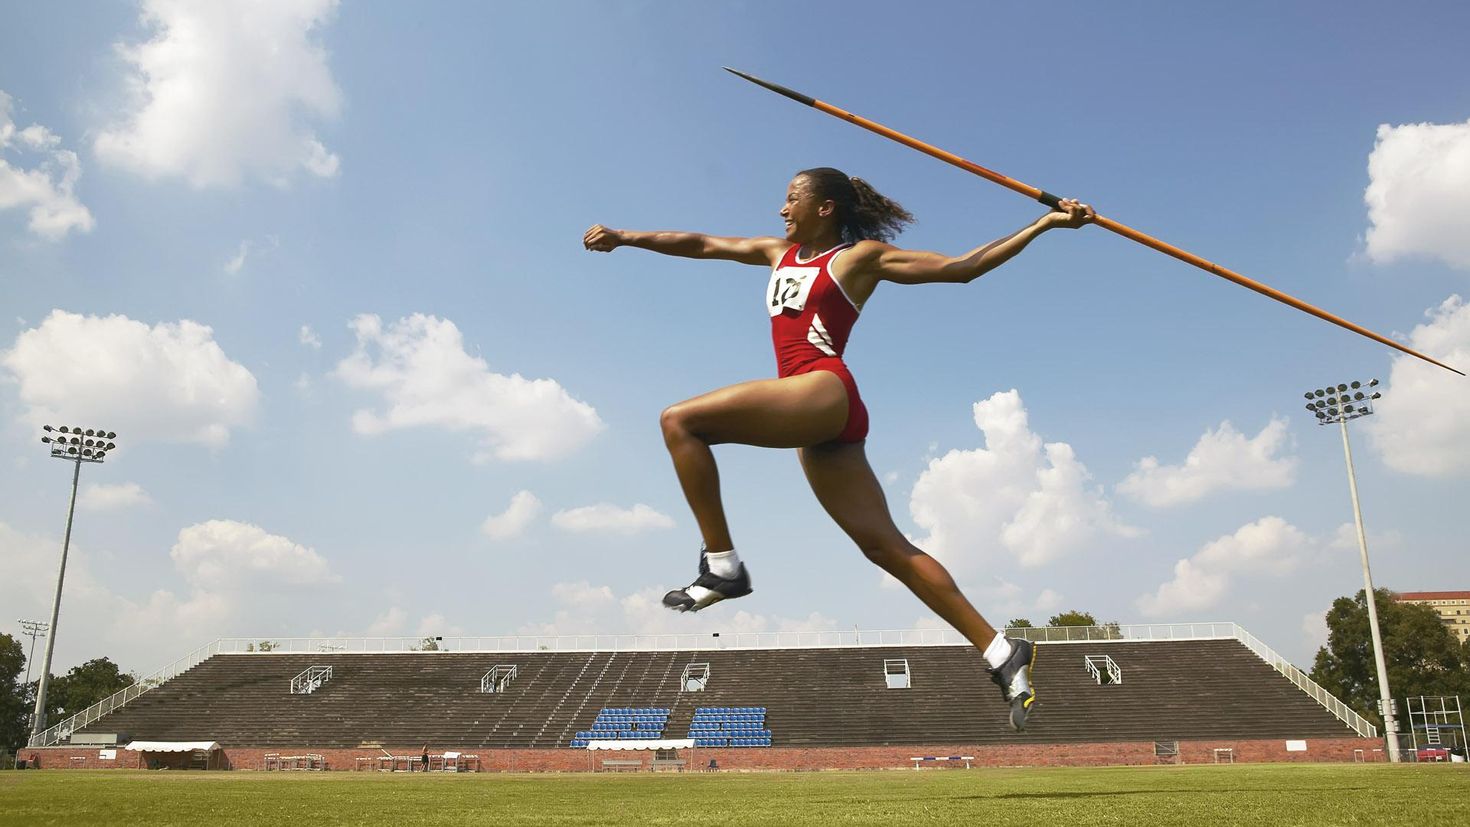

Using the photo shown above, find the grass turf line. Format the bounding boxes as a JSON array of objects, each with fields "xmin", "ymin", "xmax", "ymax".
[{"xmin": 2, "ymin": 764, "xmax": 1467, "ymax": 826}]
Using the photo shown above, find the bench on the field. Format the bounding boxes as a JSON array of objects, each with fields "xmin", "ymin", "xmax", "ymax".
[
  {"xmin": 651, "ymin": 757, "xmax": 686, "ymax": 772},
  {"xmin": 910, "ymin": 755, "xmax": 974, "ymax": 769},
  {"xmin": 601, "ymin": 758, "xmax": 643, "ymax": 771}
]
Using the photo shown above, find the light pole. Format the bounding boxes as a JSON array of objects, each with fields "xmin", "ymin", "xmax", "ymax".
[
  {"xmin": 17, "ymin": 619, "xmax": 48, "ymax": 701},
  {"xmin": 1302, "ymin": 379, "xmax": 1399, "ymax": 761},
  {"xmin": 28, "ymin": 424, "xmax": 117, "ymax": 746},
  {"xmin": 15, "ymin": 620, "xmax": 47, "ymax": 765}
]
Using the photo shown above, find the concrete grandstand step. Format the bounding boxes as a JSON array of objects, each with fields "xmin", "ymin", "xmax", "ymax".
[{"xmin": 70, "ymin": 639, "xmax": 1361, "ymax": 749}]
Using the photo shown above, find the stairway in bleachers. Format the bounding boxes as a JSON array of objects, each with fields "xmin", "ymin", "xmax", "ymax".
[{"xmin": 70, "ymin": 639, "xmax": 1361, "ymax": 749}]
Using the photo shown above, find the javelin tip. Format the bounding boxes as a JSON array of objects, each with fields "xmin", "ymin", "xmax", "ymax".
[{"xmin": 723, "ymin": 67, "xmax": 815, "ymax": 107}]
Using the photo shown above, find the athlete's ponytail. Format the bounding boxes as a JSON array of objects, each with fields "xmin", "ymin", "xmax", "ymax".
[{"xmin": 797, "ymin": 167, "xmax": 915, "ymax": 244}]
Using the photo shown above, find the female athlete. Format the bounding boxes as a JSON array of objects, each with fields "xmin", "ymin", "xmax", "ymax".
[{"xmin": 583, "ymin": 168, "xmax": 1093, "ymax": 729}]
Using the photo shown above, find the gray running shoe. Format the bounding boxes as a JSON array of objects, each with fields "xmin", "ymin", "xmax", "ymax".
[{"xmin": 988, "ymin": 638, "xmax": 1036, "ymax": 731}]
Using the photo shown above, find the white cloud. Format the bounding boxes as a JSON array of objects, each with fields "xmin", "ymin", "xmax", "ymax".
[
  {"xmin": 912, "ymin": 615, "xmax": 950, "ymax": 632},
  {"xmin": 0, "ymin": 90, "xmax": 94, "ymax": 239},
  {"xmin": 78, "ymin": 482, "xmax": 152, "ymax": 511},
  {"xmin": 1364, "ymin": 119, "xmax": 1470, "ymax": 269},
  {"xmin": 366, "ymin": 606, "xmax": 407, "ymax": 636},
  {"xmin": 1327, "ymin": 522, "xmax": 1403, "ymax": 555},
  {"xmin": 1301, "ymin": 609, "xmax": 1329, "ymax": 654},
  {"xmin": 482, "ymin": 490, "xmax": 543, "ymax": 540},
  {"xmin": 1119, "ymin": 418, "xmax": 1296, "ymax": 507},
  {"xmin": 298, "ymin": 324, "xmax": 321, "ymax": 349},
  {"xmin": 95, "ymin": 0, "xmax": 342, "ymax": 187},
  {"xmin": 1364, "ymin": 296, "xmax": 1470, "ymax": 476},
  {"xmin": 551, "ymin": 503, "xmax": 674, "ymax": 535},
  {"xmin": 0, "ymin": 518, "xmax": 334, "ymax": 673},
  {"xmin": 334, "ymin": 314, "xmax": 604, "ymax": 462},
  {"xmin": 224, "ymin": 236, "xmax": 278, "ymax": 275},
  {"xmin": 224, "ymin": 241, "xmax": 249, "ymax": 274},
  {"xmin": 1033, "ymin": 588, "xmax": 1064, "ymax": 614},
  {"xmin": 1136, "ymin": 516, "xmax": 1309, "ymax": 618},
  {"xmin": 171, "ymin": 519, "xmax": 337, "ymax": 590},
  {"xmin": 908, "ymin": 390, "xmax": 1138, "ymax": 573},
  {"xmin": 360, "ymin": 607, "xmax": 463, "ymax": 641},
  {"xmin": 518, "ymin": 579, "xmax": 838, "ymax": 639},
  {"xmin": 551, "ymin": 580, "xmax": 616, "ymax": 608},
  {"xmin": 1, "ymin": 310, "xmax": 259, "ymax": 447},
  {"xmin": 415, "ymin": 613, "xmax": 464, "ymax": 639}
]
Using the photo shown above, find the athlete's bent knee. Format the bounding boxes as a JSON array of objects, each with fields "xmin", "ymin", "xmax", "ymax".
[
  {"xmin": 859, "ymin": 540, "xmax": 911, "ymax": 572},
  {"xmin": 660, "ymin": 404, "xmax": 692, "ymax": 444}
]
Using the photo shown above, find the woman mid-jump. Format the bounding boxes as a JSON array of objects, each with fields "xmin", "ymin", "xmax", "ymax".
[{"xmin": 583, "ymin": 168, "xmax": 1093, "ymax": 729}]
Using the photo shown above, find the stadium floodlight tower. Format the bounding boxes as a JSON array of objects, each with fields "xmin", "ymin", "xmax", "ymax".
[
  {"xmin": 28, "ymin": 424, "xmax": 118, "ymax": 745},
  {"xmin": 1301, "ymin": 380, "xmax": 1400, "ymax": 762},
  {"xmin": 15, "ymin": 619, "xmax": 48, "ymax": 765}
]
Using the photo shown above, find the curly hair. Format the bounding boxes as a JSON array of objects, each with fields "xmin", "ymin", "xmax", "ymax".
[{"xmin": 796, "ymin": 167, "xmax": 915, "ymax": 244}]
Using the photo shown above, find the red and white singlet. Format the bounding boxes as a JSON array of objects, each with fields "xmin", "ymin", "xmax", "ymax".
[{"xmin": 767, "ymin": 242, "xmax": 869, "ymax": 443}]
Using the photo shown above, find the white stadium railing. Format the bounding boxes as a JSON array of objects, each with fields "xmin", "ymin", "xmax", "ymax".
[
  {"xmin": 1231, "ymin": 625, "xmax": 1378, "ymax": 739},
  {"xmin": 28, "ymin": 638, "xmax": 226, "ymax": 748},
  {"xmin": 29, "ymin": 621, "xmax": 1377, "ymax": 746}
]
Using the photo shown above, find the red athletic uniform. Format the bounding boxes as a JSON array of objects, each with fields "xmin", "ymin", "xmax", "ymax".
[{"xmin": 767, "ymin": 242, "xmax": 869, "ymax": 443}]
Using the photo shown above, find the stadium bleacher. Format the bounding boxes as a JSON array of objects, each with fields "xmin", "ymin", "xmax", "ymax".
[{"xmin": 66, "ymin": 639, "xmax": 1364, "ymax": 751}]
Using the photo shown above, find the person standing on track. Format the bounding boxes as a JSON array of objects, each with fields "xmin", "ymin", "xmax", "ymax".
[{"xmin": 583, "ymin": 167, "xmax": 1093, "ymax": 729}]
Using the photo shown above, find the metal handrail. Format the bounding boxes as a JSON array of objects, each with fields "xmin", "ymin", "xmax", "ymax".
[
  {"xmin": 1231, "ymin": 625, "xmax": 1378, "ymax": 738},
  {"xmin": 480, "ymin": 664, "xmax": 518, "ymax": 694},
  {"xmin": 27, "ymin": 638, "xmax": 223, "ymax": 747},
  {"xmin": 200, "ymin": 623, "xmax": 1244, "ymax": 654},
  {"xmin": 1084, "ymin": 654, "xmax": 1123, "ymax": 685},
  {"xmin": 290, "ymin": 665, "xmax": 333, "ymax": 695}
]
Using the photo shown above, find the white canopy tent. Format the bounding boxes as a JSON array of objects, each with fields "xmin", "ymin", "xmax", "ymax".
[
  {"xmin": 584, "ymin": 739, "xmax": 693, "ymax": 751},
  {"xmin": 583, "ymin": 738, "xmax": 696, "ymax": 772},
  {"xmin": 125, "ymin": 741, "xmax": 223, "ymax": 770},
  {"xmin": 125, "ymin": 741, "xmax": 220, "ymax": 752}
]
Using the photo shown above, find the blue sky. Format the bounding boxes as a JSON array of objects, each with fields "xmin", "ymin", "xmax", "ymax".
[{"xmin": 3, "ymin": 1, "xmax": 1470, "ymax": 677}]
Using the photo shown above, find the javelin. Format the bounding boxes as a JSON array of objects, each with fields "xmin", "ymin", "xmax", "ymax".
[{"xmin": 724, "ymin": 67, "xmax": 1462, "ymax": 377}]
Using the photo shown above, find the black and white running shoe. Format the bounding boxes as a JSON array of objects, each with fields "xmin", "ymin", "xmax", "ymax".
[
  {"xmin": 662, "ymin": 553, "xmax": 752, "ymax": 613},
  {"xmin": 988, "ymin": 638, "xmax": 1037, "ymax": 731}
]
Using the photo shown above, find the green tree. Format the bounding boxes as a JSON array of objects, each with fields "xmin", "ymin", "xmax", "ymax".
[
  {"xmin": 1047, "ymin": 611, "xmax": 1098, "ymax": 627},
  {"xmin": 1006, "ymin": 618, "xmax": 1033, "ymax": 629},
  {"xmin": 1311, "ymin": 588, "xmax": 1470, "ymax": 728},
  {"xmin": 1045, "ymin": 611, "xmax": 1123, "ymax": 639},
  {"xmin": 0, "ymin": 634, "xmax": 29, "ymax": 752},
  {"xmin": 43, "ymin": 658, "xmax": 135, "ymax": 725}
]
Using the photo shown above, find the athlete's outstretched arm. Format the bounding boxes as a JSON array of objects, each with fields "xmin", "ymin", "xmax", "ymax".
[
  {"xmin": 842, "ymin": 200, "xmax": 1094, "ymax": 294},
  {"xmin": 583, "ymin": 225, "xmax": 788, "ymax": 266}
]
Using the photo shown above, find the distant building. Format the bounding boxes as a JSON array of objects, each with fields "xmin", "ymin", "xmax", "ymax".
[{"xmin": 1395, "ymin": 591, "xmax": 1470, "ymax": 644}]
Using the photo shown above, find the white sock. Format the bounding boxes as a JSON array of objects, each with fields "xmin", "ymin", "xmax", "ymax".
[
  {"xmin": 705, "ymin": 549, "xmax": 741, "ymax": 579},
  {"xmin": 983, "ymin": 632, "xmax": 1013, "ymax": 669}
]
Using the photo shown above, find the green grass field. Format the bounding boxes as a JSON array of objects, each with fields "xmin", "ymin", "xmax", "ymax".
[{"xmin": 2, "ymin": 764, "xmax": 1467, "ymax": 826}]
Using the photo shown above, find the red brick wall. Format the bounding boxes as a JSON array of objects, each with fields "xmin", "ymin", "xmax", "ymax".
[{"xmin": 27, "ymin": 737, "xmax": 1380, "ymax": 771}]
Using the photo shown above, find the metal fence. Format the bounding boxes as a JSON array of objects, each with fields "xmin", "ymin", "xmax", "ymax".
[{"xmin": 194, "ymin": 623, "xmax": 1247, "ymax": 655}]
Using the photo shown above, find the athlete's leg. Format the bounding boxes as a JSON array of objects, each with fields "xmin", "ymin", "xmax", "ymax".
[
  {"xmin": 797, "ymin": 441, "xmax": 998, "ymax": 649},
  {"xmin": 661, "ymin": 371, "xmax": 848, "ymax": 552}
]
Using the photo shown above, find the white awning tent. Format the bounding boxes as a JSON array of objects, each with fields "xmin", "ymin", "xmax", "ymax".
[
  {"xmin": 125, "ymin": 741, "xmax": 224, "ymax": 770},
  {"xmin": 125, "ymin": 741, "xmax": 220, "ymax": 752},
  {"xmin": 585, "ymin": 739, "xmax": 693, "ymax": 751}
]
